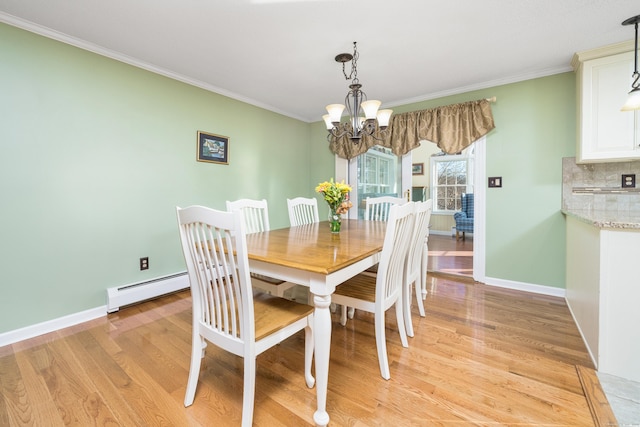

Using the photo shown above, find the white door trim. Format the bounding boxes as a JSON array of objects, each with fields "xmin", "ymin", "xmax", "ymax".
[{"xmin": 473, "ymin": 136, "xmax": 486, "ymax": 283}]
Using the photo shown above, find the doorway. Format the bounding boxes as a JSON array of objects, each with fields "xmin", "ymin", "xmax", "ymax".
[
  {"xmin": 333, "ymin": 136, "xmax": 485, "ymax": 283},
  {"xmin": 344, "ymin": 145, "xmax": 411, "ymax": 219}
]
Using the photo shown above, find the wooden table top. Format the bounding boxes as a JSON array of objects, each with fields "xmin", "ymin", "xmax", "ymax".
[{"xmin": 245, "ymin": 219, "xmax": 387, "ymax": 275}]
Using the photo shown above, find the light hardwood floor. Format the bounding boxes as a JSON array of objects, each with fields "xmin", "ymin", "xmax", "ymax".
[
  {"xmin": 0, "ymin": 270, "xmax": 616, "ymax": 426},
  {"xmin": 427, "ymin": 233, "xmax": 473, "ymax": 277}
]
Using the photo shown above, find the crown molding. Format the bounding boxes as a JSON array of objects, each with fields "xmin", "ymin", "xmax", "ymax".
[
  {"xmin": 1, "ymin": 11, "xmax": 599, "ymax": 124},
  {"xmin": 385, "ymin": 65, "xmax": 573, "ymax": 112},
  {"xmin": 571, "ymin": 40, "xmax": 635, "ymax": 70}
]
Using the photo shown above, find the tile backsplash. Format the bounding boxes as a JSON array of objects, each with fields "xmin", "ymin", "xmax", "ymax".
[{"xmin": 562, "ymin": 157, "xmax": 640, "ymax": 213}]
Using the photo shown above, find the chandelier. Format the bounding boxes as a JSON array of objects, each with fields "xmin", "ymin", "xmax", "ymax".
[
  {"xmin": 621, "ymin": 14, "xmax": 640, "ymax": 111},
  {"xmin": 323, "ymin": 42, "xmax": 392, "ymax": 143}
]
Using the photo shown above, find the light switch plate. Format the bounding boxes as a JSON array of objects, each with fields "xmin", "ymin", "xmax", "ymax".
[{"xmin": 488, "ymin": 177, "xmax": 502, "ymax": 188}]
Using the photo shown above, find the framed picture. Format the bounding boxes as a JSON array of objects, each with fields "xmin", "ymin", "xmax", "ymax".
[
  {"xmin": 197, "ymin": 131, "xmax": 229, "ymax": 164},
  {"xmin": 412, "ymin": 163, "xmax": 424, "ymax": 175}
]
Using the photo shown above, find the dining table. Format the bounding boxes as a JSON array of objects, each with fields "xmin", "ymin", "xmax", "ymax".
[{"xmin": 245, "ymin": 218, "xmax": 387, "ymax": 426}]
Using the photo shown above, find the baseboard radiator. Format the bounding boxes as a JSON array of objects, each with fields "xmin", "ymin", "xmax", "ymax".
[{"xmin": 107, "ymin": 272, "xmax": 189, "ymax": 313}]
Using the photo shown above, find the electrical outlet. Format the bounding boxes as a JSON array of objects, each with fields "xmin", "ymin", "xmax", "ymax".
[
  {"xmin": 140, "ymin": 257, "xmax": 149, "ymax": 270},
  {"xmin": 488, "ymin": 177, "xmax": 502, "ymax": 188},
  {"xmin": 622, "ymin": 174, "xmax": 636, "ymax": 188}
]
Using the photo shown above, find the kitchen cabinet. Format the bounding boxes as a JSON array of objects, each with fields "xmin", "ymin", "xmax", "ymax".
[
  {"xmin": 565, "ymin": 212, "xmax": 640, "ymax": 383},
  {"xmin": 572, "ymin": 41, "xmax": 640, "ymax": 163}
]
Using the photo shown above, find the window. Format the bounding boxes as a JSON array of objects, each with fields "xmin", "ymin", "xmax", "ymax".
[
  {"xmin": 430, "ymin": 147, "xmax": 474, "ymax": 213},
  {"xmin": 356, "ymin": 146, "xmax": 400, "ymax": 218}
]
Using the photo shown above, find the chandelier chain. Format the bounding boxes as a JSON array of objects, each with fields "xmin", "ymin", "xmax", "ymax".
[{"xmin": 342, "ymin": 42, "xmax": 359, "ymax": 84}]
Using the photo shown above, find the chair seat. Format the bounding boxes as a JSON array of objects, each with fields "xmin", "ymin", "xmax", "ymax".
[
  {"xmin": 254, "ymin": 292, "xmax": 314, "ymax": 340},
  {"xmin": 334, "ymin": 274, "xmax": 376, "ymax": 303},
  {"xmin": 454, "ymin": 218, "xmax": 473, "ymax": 230}
]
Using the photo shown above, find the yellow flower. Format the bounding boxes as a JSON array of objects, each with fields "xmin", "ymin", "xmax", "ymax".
[{"xmin": 316, "ymin": 178, "xmax": 353, "ymax": 211}]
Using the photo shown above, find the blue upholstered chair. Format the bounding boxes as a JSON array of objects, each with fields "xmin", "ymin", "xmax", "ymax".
[{"xmin": 453, "ymin": 193, "xmax": 474, "ymax": 241}]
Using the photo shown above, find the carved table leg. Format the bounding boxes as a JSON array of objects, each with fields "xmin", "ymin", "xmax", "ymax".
[{"xmin": 312, "ymin": 293, "xmax": 331, "ymax": 427}]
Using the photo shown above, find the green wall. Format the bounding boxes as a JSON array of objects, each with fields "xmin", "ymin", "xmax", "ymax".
[
  {"xmin": 312, "ymin": 73, "xmax": 577, "ymax": 289},
  {"xmin": 1, "ymin": 20, "xmax": 577, "ymax": 335},
  {"xmin": 0, "ymin": 23, "xmax": 333, "ymax": 333},
  {"xmin": 483, "ymin": 75, "xmax": 576, "ymax": 286}
]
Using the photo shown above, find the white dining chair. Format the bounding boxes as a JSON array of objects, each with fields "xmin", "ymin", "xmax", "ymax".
[
  {"xmin": 226, "ymin": 198, "xmax": 297, "ymax": 298},
  {"xmin": 346, "ymin": 195, "xmax": 408, "ymax": 319},
  {"xmin": 364, "ymin": 195, "xmax": 407, "ymax": 221},
  {"xmin": 287, "ymin": 197, "xmax": 320, "ymax": 226},
  {"xmin": 226, "ymin": 198, "xmax": 271, "ymax": 234},
  {"xmin": 176, "ymin": 205, "xmax": 314, "ymax": 427},
  {"xmin": 403, "ymin": 199, "xmax": 433, "ymax": 338},
  {"xmin": 332, "ymin": 202, "xmax": 416, "ymax": 380}
]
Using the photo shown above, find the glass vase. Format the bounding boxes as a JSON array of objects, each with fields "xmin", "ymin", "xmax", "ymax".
[{"xmin": 328, "ymin": 209, "xmax": 342, "ymax": 233}]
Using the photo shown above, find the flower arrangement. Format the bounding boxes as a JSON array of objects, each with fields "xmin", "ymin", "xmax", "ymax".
[{"xmin": 316, "ymin": 178, "xmax": 353, "ymax": 232}]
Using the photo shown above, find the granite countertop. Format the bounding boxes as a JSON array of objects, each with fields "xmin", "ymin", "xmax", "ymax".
[{"xmin": 562, "ymin": 209, "xmax": 640, "ymax": 230}]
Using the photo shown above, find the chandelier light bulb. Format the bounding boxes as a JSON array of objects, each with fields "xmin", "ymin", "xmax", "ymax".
[
  {"xmin": 326, "ymin": 104, "xmax": 346, "ymax": 123},
  {"xmin": 322, "ymin": 114, "xmax": 334, "ymax": 130},
  {"xmin": 361, "ymin": 100, "xmax": 381, "ymax": 120},
  {"xmin": 376, "ymin": 109, "xmax": 393, "ymax": 128}
]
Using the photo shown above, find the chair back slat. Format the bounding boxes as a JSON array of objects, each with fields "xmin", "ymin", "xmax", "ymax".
[
  {"xmin": 365, "ymin": 196, "xmax": 406, "ymax": 221},
  {"xmin": 287, "ymin": 197, "xmax": 320, "ymax": 226}
]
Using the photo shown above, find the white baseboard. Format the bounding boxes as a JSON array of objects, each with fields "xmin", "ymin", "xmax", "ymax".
[
  {"xmin": 429, "ymin": 230, "xmax": 456, "ymax": 236},
  {"xmin": 482, "ymin": 276, "xmax": 566, "ymax": 298},
  {"xmin": 429, "ymin": 229, "xmax": 474, "ymax": 239},
  {"xmin": 1, "ymin": 271, "xmax": 191, "ymax": 348},
  {"xmin": 565, "ymin": 298, "xmax": 598, "ymax": 369},
  {"xmin": 0, "ymin": 306, "xmax": 105, "ymax": 347}
]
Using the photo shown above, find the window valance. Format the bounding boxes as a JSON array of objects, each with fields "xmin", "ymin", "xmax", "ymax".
[{"xmin": 329, "ymin": 98, "xmax": 495, "ymax": 159}]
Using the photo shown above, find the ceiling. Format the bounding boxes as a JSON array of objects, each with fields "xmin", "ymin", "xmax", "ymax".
[{"xmin": 1, "ymin": 0, "xmax": 638, "ymax": 122}]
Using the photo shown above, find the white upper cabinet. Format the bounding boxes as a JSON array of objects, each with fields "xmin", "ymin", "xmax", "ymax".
[{"xmin": 573, "ymin": 41, "xmax": 640, "ymax": 163}]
